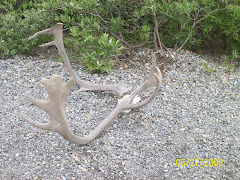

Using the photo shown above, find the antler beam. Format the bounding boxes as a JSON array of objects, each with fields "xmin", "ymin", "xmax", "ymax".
[{"xmin": 29, "ymin": 23, "xmax": 131, "ymax": 96}]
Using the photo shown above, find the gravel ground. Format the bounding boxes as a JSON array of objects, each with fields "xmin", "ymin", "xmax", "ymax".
[{"xmin": 0, "ymin": 50, "xmax": 239, "ymax": 179}]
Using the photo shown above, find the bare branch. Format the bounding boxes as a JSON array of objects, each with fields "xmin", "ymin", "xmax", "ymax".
[
  {"xmin": 196, "ymin": 8, "xmax": 226, "ymax": 24},
  {"xmin": 176, "ymin": 22, "xmax": 195, "ymax": 51},
  {"xmin": 153, "ymin": 12, "xmax": 163, "ymax": 51},
  {"xmin": 177, "ymin": 8, "xmax": 226, "ymax": 51},
  {"xmin": 153, "ymin": 29, "xmax": 158, "ymax": 50}
]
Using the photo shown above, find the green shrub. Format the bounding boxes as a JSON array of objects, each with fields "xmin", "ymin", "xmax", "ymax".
[
  {"xmin": 1, "ymin": 0, "xmax": 240, "ymax": 73},
  {"xmin": 0, "ymin": 0, "xmax": 59, "ymax": 57}
]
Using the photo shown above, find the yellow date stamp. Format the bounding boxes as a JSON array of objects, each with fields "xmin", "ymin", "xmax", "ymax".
[{"xmin": 176, "ymin": 159, "xmax": 223, "ymax": 167}]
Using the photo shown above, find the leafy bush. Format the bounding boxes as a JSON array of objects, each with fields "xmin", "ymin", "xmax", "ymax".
[
  {"xmin": 0, "ymin": 0, "xmax": 59, "ymax": 56},
  {"xmin": 1, "ymin": 0, "xmax": 240, "ymax": 73},
  {"xmin": 68, "ymin": 15, "xmax": 122, "ymax": 73}
]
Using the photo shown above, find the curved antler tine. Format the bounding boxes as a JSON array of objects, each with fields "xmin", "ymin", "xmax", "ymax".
[
  {"xmin": 152, "ymin": 53, "xmax": 157, "ymax": 67},
  {"xmin": 20, "ymin": 113, "xmax": 51, "ymax": 130},
  {"xmin": 39, "ymin": 41, "xmax": 55, "ymax": 48},
  {"xmin": 28, "ymin": 27, "xmax": 53, "ymax": 40},
  {"xmin": 124, "ymin": 73, "xmax": 162, "ymax": 109},
  {"xmin": 25, "ymin": 94, "xmax": 49, "ymax": 112},
  {"xmin": 28, "ymin": 23, "xmax": 64, "ymax": 40}
]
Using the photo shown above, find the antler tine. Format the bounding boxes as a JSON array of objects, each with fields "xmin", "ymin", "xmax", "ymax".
[
  {"xmin": 28, "ymin": 23, "xmax": 131, "ymax": 96},
  {"xmin": 28, "ymin": 26, "xmax": 54, "ymax": 40},
  {"xmin": 152, "ymin": 52, "xmax": 157, "ymax": 67},
  {"xmin": 124, "ymin": 72, "xmax": 162, "ymax": 109},
  {"xmin": 39, "ymin": 41, "xmax": 56, "ymax": 48},
  {"xmin": 20, "ymin": 113, "xmax": 51, "ymax": 130},
  {"xmin": 24, "ymin": 93, "xmax": 50, "ymax": 112}
]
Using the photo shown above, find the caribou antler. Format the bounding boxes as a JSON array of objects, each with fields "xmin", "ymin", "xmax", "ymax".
[
  {"xmin": 21, "ymin": 23, "xmax": 162, "ymax": 144},
  {"xmin": 20, "ymin": 56, "xmax": 162, "ymax": 144},
  {"xmin": 29, "ymin": 23, "xmax": 131, "ymax": 96}
]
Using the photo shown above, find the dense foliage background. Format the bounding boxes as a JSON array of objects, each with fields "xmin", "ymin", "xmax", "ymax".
[{"xmin": 1, "ymin": 0, "xmax": 240, "ymax": 73}]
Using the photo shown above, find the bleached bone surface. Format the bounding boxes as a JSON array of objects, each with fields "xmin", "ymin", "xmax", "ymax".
[{"xmin": 21, "ymin": 23, "xmax": 162, "ymax": 144}]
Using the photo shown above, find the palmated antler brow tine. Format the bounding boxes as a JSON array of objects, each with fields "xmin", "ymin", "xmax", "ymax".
[{"xmin": 29, "ymin": 23, "xmax": 131, "ymax": 96}]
